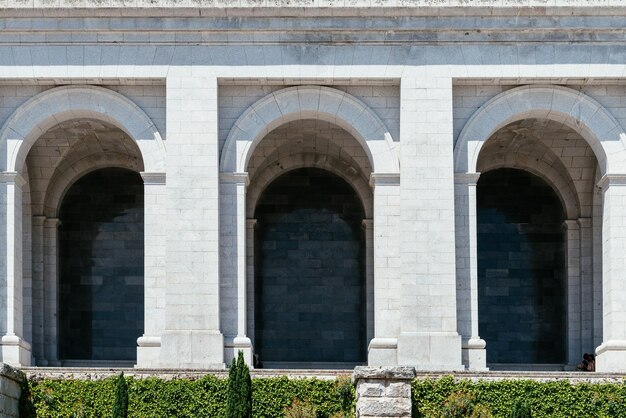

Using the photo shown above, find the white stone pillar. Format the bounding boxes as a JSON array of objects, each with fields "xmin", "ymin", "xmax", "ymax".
[
  {"xmin": 159, "ymin": 75, "xmax": 224, "ymax": 368},
  {"xmin": 368, "ymin": 174, "xmax": 401, "ymax": 366},
  {"xmin": 596, "ymin": 174, "xmax": 626, "ymax": 372},
  {"xmin": 30, "ymin": 216, "xmax": 45, "ymax": 365},
  {"xmin": 246, "ymin": 219, "xmax": 257, "ymax": 345},
  {"xmin": 362, "ymin": 219, "xmax": 374, "ymax": 347},
  {"xmin": 136, "ymin": 172, "xmax": 167, "ymax": 368},
  {"xmin": 454, "ymin": 173, "xmax": 487, "ymax": 370},
  {"xmin": 220, "ymin": 173, "xmax": 252, "ymax": 366},
  {"xmin": 564, "ymin": 219, "xmax": 582, "ymax": 366},
  {"xmin": 397, "ymin": 77, "xmax": 462, "ymax": 370},
  {"xmin": 43, "ymin": 217, "xmax": 59, "ymax": 366},
  {"xmin": 578, "ymin": 217, "xmax": 594, "ymax": 355},
  {"xmin": 0, "ymin": 172, "xmax": 31, "ymax": 366}
]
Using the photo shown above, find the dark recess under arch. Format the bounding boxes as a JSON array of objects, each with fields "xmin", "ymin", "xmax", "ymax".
[{"xmin": 254, "ymin": 167, "xmax": 366, "ymax": 366}]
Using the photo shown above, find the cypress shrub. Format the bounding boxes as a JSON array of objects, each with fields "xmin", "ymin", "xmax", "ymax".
[
  {"xmin": 226, "ymin": 351, "xmax": 252, "ymax": 418},
  {"xmin": 112, "ymin": 372, "xmax": 128, "ymax": 418}
]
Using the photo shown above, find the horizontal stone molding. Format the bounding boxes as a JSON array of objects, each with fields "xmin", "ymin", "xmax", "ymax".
[
  {"xmin": 0, "ymin": 172, "xmax": 26, "ymax": 187},
  {"xmin": 219, "ymin": 172, "xmax": 250, "ymax": 186},
  {"xmin": 353, "ymin": 366, "xmax": 416, "ymax": 381},
  {"xmin": 597, "ymin": 174, "xmax": 626, "ymax": 190},
  {"xmin": 369, "ymin": 173, "xmax": 400, "ymax": 187},
  {"xmin": 140, "ymin": 172, "xmax": 166, "ymax": 185}
]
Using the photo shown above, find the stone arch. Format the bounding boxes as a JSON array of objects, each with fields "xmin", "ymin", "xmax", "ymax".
[
  {"xmin": 0, "ymin": 85, "xmax": 166, "ymax": 173},
  {"xmin": 44, "ymin": 154, "xmax": 143, "ymax": 219},
  {"xmin": 454, "ymin": 85, "xmax": 626, "ymax": 176},
  {"xmin": 247, "ymin": 153, "xmax": 373, "ymax": 219},
  {"xmin": 477, "ymin": 138, "xmax": 581, "ymax": 220},
  {"xmin": 220, "ymin": 86, "xmax": 399, "ymax": 174}
]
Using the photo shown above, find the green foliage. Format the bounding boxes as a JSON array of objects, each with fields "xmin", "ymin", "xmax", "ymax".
[
  {"xmin": 226, "ymin": 351, "xmax": 252, "ymax": 418},
  {"xmin": 413, "ymin": 376, "xmax": 626, "ymax": 418},
  {"xmin": 284, "ymin": 399, "xmax": 317, "ymax": 418},
  {"xmin": 18, "ymin": 370, "xmax": 37, "ymax": 418},
  {"xmin": 27, "ymin": 373, "xmax": 352, "ymax": 418},
  {"xmin": 509, "ymin": 399, "xmax": 532, "ymax": 418},
  {"xmin": 419, "ymin": 390, "xmax": 492, "ymax": 418},
  {"xmin": 112, "ymin": 372, "xmax": 128, "ymax": 418}
]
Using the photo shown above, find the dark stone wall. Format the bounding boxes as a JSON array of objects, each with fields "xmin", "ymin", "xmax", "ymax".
[
  {"xmin": 59, "ymin": 168, "xmax": 144, "ymax": 361},
  {"xmin": 477, "ymin": 168, "xmax": 566, "ymax": 364},
  {"xmin": 254, "ymin": 168, "xmax": 366, "ymax": 364}
]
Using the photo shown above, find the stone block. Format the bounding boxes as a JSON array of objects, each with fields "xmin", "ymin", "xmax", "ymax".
[
  {"xmin": 357, "ymin": 398, "xmax": 412, "ymax": 417},
  {"xmin": 357, "ymin": 382, "xmax": 384, "ymax": 397}
]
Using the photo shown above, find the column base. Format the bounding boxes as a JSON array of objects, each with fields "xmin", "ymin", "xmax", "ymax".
[
  {"xmin": 397, "ymin": 332, "xmax": 463, "ymax": 371},
  {"xmin": 462, "ymin": 337, "xmax": 488, "ymax": 371},
  {"xmin": 368, "ymin": 338, "xmax": 398, "ymax": 366},
  {"xmin": 159, "ymin": 330, "xmax": 225, "ymax": 369},
  {"xmin": 1, "ymin": 335, "xmax": 31, "ymax": 367},
  {"xmin": 136, "ymin": 335, "xmax": 161, "ymax": 368},
  {"xmin": 224, "ymin": 336, "xmax": 253, "ymax": 367},
  {"xmin": 596, "ymin": 340, "xmax": 626, "ymax": 372}
]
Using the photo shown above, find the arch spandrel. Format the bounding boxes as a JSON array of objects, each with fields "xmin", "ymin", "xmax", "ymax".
[
  {"xmin": 454, "ymin": 85, "xmax": 626, "ymax": 176},
  {"xmin": 0, "ymin": 85, "xmax": 166, "ymax": 174},
  {"xmin": 220, "ymin": 86, "xmax": 400, "ymax": 175}
]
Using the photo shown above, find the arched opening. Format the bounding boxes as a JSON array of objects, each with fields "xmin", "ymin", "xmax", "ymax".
[
  {"xmin": 477, "ymin": 168, "xmax": 566, "ymax": 366},
  {"xmin": 253, "ymin": 167, "xmax": 366, "ymax": 368},
  {"xmin": 58, "ymin": 167, "xmax": 144, "ymax": 363}
]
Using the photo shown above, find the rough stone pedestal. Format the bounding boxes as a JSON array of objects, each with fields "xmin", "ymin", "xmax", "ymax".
[
  {"xmin": 0, "ymin": 363, "xmax": 24, "ymax": 418},
  {"xmin": 353, "ymin": 366, "xmax": 415, "ymax": 418}
]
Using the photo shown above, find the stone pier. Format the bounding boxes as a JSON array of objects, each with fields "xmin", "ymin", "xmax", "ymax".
[{"xmin": 353, "ymin": 366, "xmax": 415, "ymax": 418}]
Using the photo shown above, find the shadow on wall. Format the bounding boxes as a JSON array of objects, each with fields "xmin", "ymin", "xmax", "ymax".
[
  {"xmin": 477, "ymin": 168, "xmax": 566, "ymax": 365},
  {"xmin": 58, "ymin": 168, "xmax": 144, "ymax": 362}
]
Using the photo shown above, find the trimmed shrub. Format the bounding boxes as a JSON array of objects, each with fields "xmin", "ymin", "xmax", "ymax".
[
  {"xmin": 509, "ymin": 399, "xmax": 532, "ymax": 418},
  {"xmin": 413, "ymin": 376, "xmax": 626, "ymax": 418},
  {"xmin": 28, "ymin": 374, "xmax": 352, "ymax": 418}
]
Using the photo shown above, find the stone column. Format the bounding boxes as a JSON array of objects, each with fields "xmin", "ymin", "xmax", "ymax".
[
  {"xmin": 220, "ymin": 173, "xmax": 252, "ymax": 366},
  {"xmin": 0, "ymin": 172, "xmax": 31, "ymax": 366},
  {"xmin": 578, "ymin": 217, "xmax": 594, "ymax": 354},
  {"xmin": 564, "ymin": 219, "xmax": 581, "ymax": 366},
  {"xmin": 596, "ymin": 174, "xmax": 626, "ymax": 372},
  {"xmin": 43, "ymin": 217, "xmax": 60, "ymax": 366},
  {"xmin": 31, "ymin": 215, "xmax": 45, "ymax": 365},
  {"xmin": 353, "ymin": 366, "xmax": 415, "ymax": 418},
  {"xmin": 363, "ymin": 219, "xmax": 374, "ymax": 346},
  {"xmin": 368, "ymin": 174, "xmax": 401, "ymax": 366},
  {"xmin": 454, "ymin": 173, "xmax": 487, "ymax": 370},
  {"xmin": 159, "ymin": 75, "xmax": 224, "ymax": 368},
  {"xmin": 137, "ymin": 172, "xmax": 167, "ymax": 368},
  {"xmin": 397, "ymin": 77, "xmax": 462, "ymax": 370}
]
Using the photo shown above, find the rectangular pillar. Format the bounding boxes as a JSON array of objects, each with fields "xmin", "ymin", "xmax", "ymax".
[
  {"xmin": 397, "ymin": 77, "xmax": 462, "ymax": 370},
  {"xmin": 564, "ymin": 220, "xmax": 582, "ymax": 366},
  {"xmin": 136, "ymin": 172, "xmax": 167, "ymax": 367},
  {"xmin": 159, "ymin": 75, "xmax": 224, "ymax": 368},
  {"xmin": 31, "ymin": 216, "xmax": 45, "ymax": 365},
  {"xmin": 368, "ymin": 174, "xmax": 401, "ymax": 366},
  {"xmin": 454, "ymin": 173, "xmax": 486, "ymax": 370},
  {"xmin": 578, "ymin": 218, "xmax": 594, "ymax": 355},
  {"xmin": 220, "ymin": 173, "xmax": 252, "ymax": 366},
  {"xmin": 0, "ymin": 172, "xmax": 30, "ymax": 366},
  {"xmin": 596, "ymin": 175, "xmax": 626, "ymax": 372},
  {"xmin": 43, "ymin": 217, "xmax": 59, "ymax": 366}
]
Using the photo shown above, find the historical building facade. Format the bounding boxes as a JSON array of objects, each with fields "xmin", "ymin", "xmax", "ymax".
[{"xmin": 1, "ymin": 1, "xmax": 626, "ymax": 373}]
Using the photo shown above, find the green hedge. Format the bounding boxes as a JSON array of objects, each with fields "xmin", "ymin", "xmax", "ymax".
[
  {"xmin": 25, "ymin": 375, "xmax": 355, "ymax": 418},
  {"xmin": 412, "ymin": 376, "xmax": 626, "ymax": 418}
]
